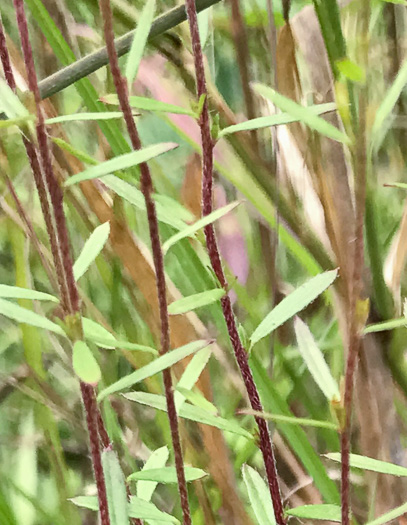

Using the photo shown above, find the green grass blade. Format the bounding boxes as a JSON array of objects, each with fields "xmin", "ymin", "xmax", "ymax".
[
  {"xmin": 250, "ymin": 270, "xmax": 338, "ymax": 346},
  {"xmin": 218, "ymin": 103, "xmax": 336, "ymax": 137},
  {"xmin": 136, "ymin": 446, "xmax": 169, "ymax": 502},
  {"xmin": 242, "ymin": 465, "xmax": 276, "ymax": 525},
  {"xmin": 125, "ymin": 0, "xmax": 156, "ymax": 86},
  {"xmin": 128, "ymin": 467, "xmax": 207, "ymax": 483},
  {"xmin": 0, "ymin": 298, "xmax": 64, "ymax": 335},
  {"xmin": 45, "ymin": 112, "xmax": 137, "ymax": 124},
  {"xmin": 98, "ymin": 340, "xmax": 213, "ymax": 400},
  {"xmin": 64, "ymin": 143, "xmax": 178, "ymax": 186},
  {"xmin": 123, "ymin": 392, "xmax": 253, "ymax": 439},
  {"xmin": 286, "ymin": 504, "xmax": 340, "ymax": 522},
  {"xmin": 163, "ymin": 201, "xmax": 241, "ymax": 252},
  {"xmin": 168, "ymin": 289, "xmax": 225, "ymax": 315},
  {"xmin": 325, "ymin": 453, "xmax": 407, "ymax": 476},
  {"xmin": 72, "ymin": 340, "xmax": 101, "ymax": 386},
  {"xmin": 0, "ymin": 285, "xmax": 58, "ymax": 302},
  {"xmin": 365, "ymin": 501, "xmax": 407, "ymax": 525},
  {"xmin": 294, "ymin": 317, "xmax": 340, "ymax": 401},
  {"xmin": 253, "ymin": 83, "xmax": 350, "ymax": 144},
  {"xmin": 73, "ymin": 222, "xmax": 110, "ymax": 281},
  {"xmin": 174, "ymin": 346, "xmax": 212, "ymax": 411},
  {"xmin": 101, "ymin": 94, "xmax": 196, "ymax": 117},
  {"xmin": 102, "ymin": 449, "xmax": 129, "ymax": 525}
]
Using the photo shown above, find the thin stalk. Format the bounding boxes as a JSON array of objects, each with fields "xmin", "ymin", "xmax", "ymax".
[
  {"xmin": 98, "ymin": 1, "xmax": 191, "ymax": 523},
  {"xmin": 340, "ymin": 3, "xmax": 370, "ymax": 524},
  {"xmin": 184, "ymin": 1, "xmax": 286, "ymax": 523},
  {"xmin": 10, "ymin": 4, "xmax": 110, "ymax": 523}
]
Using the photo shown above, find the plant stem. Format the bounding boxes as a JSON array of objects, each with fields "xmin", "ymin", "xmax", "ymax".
[
  {"xmin": 9, "ymin": 4, "xmax": 111, "ymax": 523},
  {"xmin": 36, "ymin": 0, "xmax": 222, "ymax": 101},
  {"xmin": 98, "ymin": 1, "xmax": 191, "ymax": 523},
  {"xmin": 184, "ymin": 1, "xmax": 286, "ymax": 523}
]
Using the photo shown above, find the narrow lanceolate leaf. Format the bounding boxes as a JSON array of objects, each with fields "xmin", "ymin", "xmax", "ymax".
[
  {"xmin": 102, "ymin": 175, "xmax": 187, "ymax": 230},
  {"xmin": 365, "ymin": 501, "xmax": 407, "ymax": 525},
  {"xmin": 163, "ymin": 201, "xmax": 241, "ymax": 253},
  {"xmin": 45, "ymin": 112, "xmax": 138, "ymax": 124},
  {"xmin": 242, "ymin": 465, "xmax": 276, "ymax": 525},
  {"xmin": 128, "ymin": 466, "xmax": 207, "ymax": 483},
  {"xmin": 237, "ymin": 410, "xmax": 338, "ymax": 430},
  {"xmin": 253, "ymin": 83, "xmax": 351, "ymax": 144},
  {"xmin": 218, "ymin": 103, "xmax": 337, "ymax": 137},
  {"xmin": 0, "ymin": 78, "xmax": 30, "ymax": 119},
  {"xmin": 325, "ymin": 453, "xmax": 407, "ymax": 477},
  {"xmin": 0, "ymin": 298, "xmax": 64, "ymax": 335},
  {"xmin": 102, "ymin": 449, "xmax": 129, "ymax": 525},
  {"xmin": 72, "ymin": 340, "xmax": 101, "ymax": 386},
  {"xmin": 364, "ymin": 317, "xmax": 406, "ymax": 334},
  {"xmin": 250, "ymin": 269, "xmax": 338, "ymax": 347},
  {"xmin": 174, "ymin": 346, "xmax": 212, "ymax": 411},
  {"xmin": 93, "ymin": 338, "xmax": 157, "ymax": 354},
  {"xmin": 286, "ymin": 505, "xmax": 341, "ymax": 522},
  {"xmin": 175, "ymin": 386, "xmax": 218, "ymax": 414},
  {"xmin": 82, "ymin": 317, "xmax": 116, "ymax": 349},
  {"xmin": 101, "ymin": 94, "xmax": 196, "ymax": 117},
  {"xmin": 70, "ymin": 495, "xmax": 179, "ymax": 523},
  {"xmin": 372, "ymin": 59, "xmax": 407, "ymax": 150},
  {"xmin": 64, "ymin": 143, "xmax": 178, "ymax": 186},
  {"xmin": 125, "ymin": 0, "xmax": 156, "ymax": 86},
  {"xmin": 73, "ymin": 222, "xmax": 110, "ymax": 281},
  {"xmin": 123, "ymin": 392, "xmax": 253, "ymax": 439},
  {"xmin": 0, "ymin": 285, "xmax": 58, "ymax": 303},
  {"xmin": 294, "ymin": 317, "xmax": 340, "ymax": 402},
  {"xmin": 137, "ymin": 446, "xmax": 169, "ymax": 502},
  {"xmin": 98, "ymin": 340, "xmax": 213, "ymax": 401},
  {"xmin": 168, "ymin": 289, "xmax": 225, "ymax": 315}
]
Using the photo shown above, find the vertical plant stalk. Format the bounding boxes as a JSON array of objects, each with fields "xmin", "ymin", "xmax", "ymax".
[
  {"xmin": 340, "ymin": 3, "xmax": 369, "ymax": 524},
  {"xmin": 184, "ymin": 2, "xmax": 286, "ymax": 524},
  {"xmin": 98, "ymin": 1, "xmax": 192, "ymax": 523},
  {"xmin": 9, "ymin": 5, "xmax": 110, "ymax": 524}
]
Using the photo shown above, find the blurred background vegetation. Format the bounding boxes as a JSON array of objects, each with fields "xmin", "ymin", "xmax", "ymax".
[{"xmin": 1, "ymin": 0, "xmax": 407, "ymax": 523}]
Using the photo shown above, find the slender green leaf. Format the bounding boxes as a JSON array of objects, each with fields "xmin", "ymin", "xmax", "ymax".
[
  {"xmin": 237, "ymin": 410, "xmax": 338, "ymax": 430},
  {"xmin": 95, "ymin": 339, "xmax": 157, "ymax": 354},
  {"xmin": 0, "ymin": 298, "xmax": 64, "ymax": 335},
  {"xmin": 168, "ymin": 289, "xmax": 225, "ymax": 315},
  {"xmin": 253, "ymin": 83, "xmax": 351, "ymax": 144},
  {"xmin": 0, "ymin": 285, "xmax": 58, "ymax": 303},
  {"xmin": 364, "ymin": 317, "xmax": 406, "ymax": 334},
  {"xmin": 0, "ymin": 78, "xmax": 30, "ymax": 119},
  {"xmin": 250, "ymin": 354, "xmax": 340, "ymax": 503},
  {"xmin": 286, "ymin": 504, "xmax": 341, "ymax": 521},
  {"xmin": 365, "ymin": 501, "xmax": 407, "ymax": 525},
  {"xmin": 102, "ymin": 449, "xmax": 129, "ymax": 525},
  {"xmin": 242, "ymin": 465, "xmax": 276, "ymax": 525},
  {"xmin": 137, "ymin": 446, "xmax": 169, "ymax": 502},
  {"xmin": 174, "ymin": 346, "xmax": 212, "ymax": 411},
  {"xmin": 175, "ymin": 386, "xmax": 218, "ymax": 414},
  {"xmin": 163, "ymin": 201, "xmax": 241, "ymax": 253},
  {"xmin": 70, "ymin": 495, "xmax": 179, "ymax": 523},
  {"xmin": 294, "ymin": 317, "xmax": 340, "ymax": 401},
  {"xmin": 219, "ymin": 103, "xmax": 336, "ymax": 137},
  {"xmin": 73, "ymin": 222, "xmax": 110, "ymax": 281},
  {"xmin": 102, "ymin": 175, "xmax": 187, "ymax": 230},
  {"xmin": 123, "ymin": 392, "xmax": 253, "ymax": 439},
  {"xmin": 101, "ymin": 94, "xmax": 196, "ymax": 117},
  {"xmin": 72, "ymin": 340, "xmax": 101, "ymax": 385},
  {"xmin": 64, "ymin": 143, "xmax": 178, "ymax": 186},
  {"xmin": 45, "ymin": 112, "xmax": 137, "ymax": 124},
  {"xmin": 82, "ymin": 318, "xmax": 116, "ymax": 349},
  {"xmin": 372, "ymin": 59, "xmax": 407, "ymax": 150},
  {"xmin": 98, "ymin": 340, "xmax": 213, "ymax": 401},
  {"xmin": 128, "ymin": 467, "xmax": 207, "ymax": 483},
  {"xmin": 325, "ymin": 453, "xmax": 407, "ymax": 477},
  {"xmin": 250, "ymin": 270, "xmax": 338, "ymax": 346},
  {"xmin": 125, "ymin": 0, "xmax": 156, "ymax": 86}
]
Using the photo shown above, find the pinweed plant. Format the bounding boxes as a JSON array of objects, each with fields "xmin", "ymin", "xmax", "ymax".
[{"xmin": 0, "ymin": 0, "xmax": 407, "ymax": 524}]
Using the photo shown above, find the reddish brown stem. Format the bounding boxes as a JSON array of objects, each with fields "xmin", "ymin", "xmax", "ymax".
[
  {"xmin": 98, "ymin": 1, "xmax": 191, "ymax": 523},
  {"xmin": 184, "ymin": 1, "xmax": 286, "ymax": 523},
  {"xmin": 9, "ymin": 6, "xmax": 111, "ymax": 523}
]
